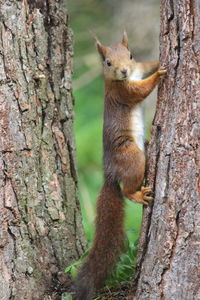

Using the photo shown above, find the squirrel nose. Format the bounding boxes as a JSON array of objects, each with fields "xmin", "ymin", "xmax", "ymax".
[{"xmin": 121, "ymin": 69, "xmax": 127, "ymax": 76}]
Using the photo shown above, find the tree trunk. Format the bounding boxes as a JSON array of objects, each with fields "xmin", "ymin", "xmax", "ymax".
[
  {"xmin": 132, "ymin": 1, "xmax": 200, "ymax": 299},
  {"xmin": 0, "ymin": 1, "xmax": 85, "ymax": 299}
]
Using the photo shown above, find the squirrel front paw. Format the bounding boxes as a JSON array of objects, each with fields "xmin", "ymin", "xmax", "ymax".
[{"xmin": 157, "ymin": 66, "xmax": 167, "ymax": 79}]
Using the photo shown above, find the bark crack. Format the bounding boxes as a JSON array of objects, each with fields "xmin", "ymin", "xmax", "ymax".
[
  {"xmin": 159, "ymin": 210, "xmax": 180, "ymax": 296},
  {"xmin": 44, "ymin": 0, "xmax": 55, "ymax": 94}
]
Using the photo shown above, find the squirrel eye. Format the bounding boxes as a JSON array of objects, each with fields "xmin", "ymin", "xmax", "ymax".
[
  {"xmin": 130, "ymin": 53, "xmax": 133, "ymax": 60},
  {"xmin": 106, "ymin": 60, "xmax": 112, "ymax": 67}
]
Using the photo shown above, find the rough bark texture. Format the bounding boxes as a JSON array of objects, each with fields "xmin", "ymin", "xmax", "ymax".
[
  {"xmin": 0, "ymin": 1, "xmax": 85, "ymax": 299},
  {"xmin": 132, "ymin": 1, "xmax": 200, "ymax": 299}
]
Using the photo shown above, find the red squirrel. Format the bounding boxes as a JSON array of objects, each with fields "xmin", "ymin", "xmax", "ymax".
[{"xmin": 74, "ymin": 31, "xmax": 166, "ymax": 300}]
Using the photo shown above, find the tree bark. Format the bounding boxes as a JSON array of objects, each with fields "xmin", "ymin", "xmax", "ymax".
[
  {"xmin": 132, "ymin": 1, "xmax": 200, "ymax": 299},
  {"xmin": 0, "ymin": 1, "xmax": 85, "ymax": 299}
]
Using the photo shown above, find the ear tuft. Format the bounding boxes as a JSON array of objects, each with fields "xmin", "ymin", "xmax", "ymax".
[
  {"xmin": 96, "ymin": 40, "xmax": 107, "ymax": 60},
  {"xmin": 121, "ymin": 30, "xmax": 128, "ymax": 48}
]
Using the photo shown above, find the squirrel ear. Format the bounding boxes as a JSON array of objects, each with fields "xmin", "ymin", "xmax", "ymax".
[
  {"xmin": 121, "ymin": 30, "xmax": 128, "ymax": 48},
  {"xmin": 96, "ymin": 40, "xmax": 107, "ymax": 60}
]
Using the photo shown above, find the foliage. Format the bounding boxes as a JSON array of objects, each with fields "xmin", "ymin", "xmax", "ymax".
[
  {"xmin": 61, "ymin": 293, "xmax": 73, "ymax": 300},
  {"xmin": 65, "ymin": 249, "xmax": 90, "ymax": 278},
  {"xmin": 106, "ymin": 237, "xmax": 138, "ymax": 285},
  {"xmin": 65, "ymin": 236, "xmax": 138, "ymax": 286}
]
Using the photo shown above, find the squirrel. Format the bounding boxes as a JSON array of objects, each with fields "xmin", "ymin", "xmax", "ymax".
[{"xmin": 74, "ymin": 31, "xmax": 166, "ymax": 300}]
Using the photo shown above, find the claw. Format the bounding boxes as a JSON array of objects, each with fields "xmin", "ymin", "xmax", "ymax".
[
  {"xmin": 158, "ymin": 66, "xmax": 167, "ymax": 77},
  {"xmin": 141, "ymin": 186, "xmax": 152, "ymax": 194},
  {"xmin": 141, "ymin": 186, "xmax": 153, "ymax": 203},
  {"xmin": 142, "ymin": 201, "xmax": 149, "ymax": 206},
  {"xmin": 143, "ymin": 195, "xmax": 153, "ymax": 201}
]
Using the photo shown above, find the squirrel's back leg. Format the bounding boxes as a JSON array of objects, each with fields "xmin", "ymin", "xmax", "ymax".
[{"xmin": 118, "ymin": 146, "xmax": 152, "ymax": 205}]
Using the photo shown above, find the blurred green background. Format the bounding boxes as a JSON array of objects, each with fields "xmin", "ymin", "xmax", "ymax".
[{"xmin": 68, "ymin": 0, "xmax": 160, "ymax": 281}]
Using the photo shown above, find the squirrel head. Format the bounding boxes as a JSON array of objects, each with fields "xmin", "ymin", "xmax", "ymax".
[{"xmin": 96, "ymin": 31, "xmax": 135, "ymax": 81}]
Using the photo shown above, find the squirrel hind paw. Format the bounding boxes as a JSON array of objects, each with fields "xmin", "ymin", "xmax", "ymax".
[{"xmin": 125, "ymin": 186, "xmax": 153, "ymax": 205}]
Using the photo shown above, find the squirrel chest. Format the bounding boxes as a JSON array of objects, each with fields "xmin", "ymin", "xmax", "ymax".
[
  {"xmin": 103, "ymin": 98, "xmax": 145, "ymax": 154},
  {"xmin": 130, "ymin": 104, "xmax": 145, "ymax": 152},
  {"xmin": 129, "ymin": 68, "xmax": 145, "ymax": 152}
]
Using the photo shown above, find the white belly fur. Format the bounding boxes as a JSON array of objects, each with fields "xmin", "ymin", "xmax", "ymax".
[
  {"xmin": 129, "ymin": 69, "xmax": 145, "ymax": 152},
  {"xmin": 131, "ymin": 104, "xmax": 145, "ymax": 152},
  {"xmin": 129, "ymin": 68, "xmax": 143, "ymax": 80}
]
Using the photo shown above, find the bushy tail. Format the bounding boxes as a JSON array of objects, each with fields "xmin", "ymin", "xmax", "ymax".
[{"xmin": 74, "ymin": 181, "xmax": 125, "ymax": 300}]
